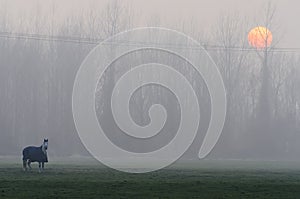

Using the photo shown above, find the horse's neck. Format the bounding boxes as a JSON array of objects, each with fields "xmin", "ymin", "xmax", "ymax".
[{"xmin": 41, "ymin": 145, "xmax": 47, "ymax": 155}]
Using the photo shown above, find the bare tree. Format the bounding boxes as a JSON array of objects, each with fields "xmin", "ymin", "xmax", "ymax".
[
  {"xmin": 210, "ymin": 12, "xmax": 250, "ymax": 156},
  {"xmin": 101, "ymin": 0, "xmax": 132, "ymax": 38}
]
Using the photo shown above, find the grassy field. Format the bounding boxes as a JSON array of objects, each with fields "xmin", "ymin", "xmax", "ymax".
[{"xmin": 1, "ymin": 159, "xmax": 300, "ymax": 198}]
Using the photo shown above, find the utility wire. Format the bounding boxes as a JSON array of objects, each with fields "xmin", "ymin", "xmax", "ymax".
[{"xmin": 0, "ymin": 31, "xmax": 299, "ymax": 53}]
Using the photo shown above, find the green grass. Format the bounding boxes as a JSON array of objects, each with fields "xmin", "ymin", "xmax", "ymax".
[{"xmin": 1, "ymin": 160, "xmax": 300, "ymax": 198}]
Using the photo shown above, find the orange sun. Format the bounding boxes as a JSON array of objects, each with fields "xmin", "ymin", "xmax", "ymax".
[{"xmin": 248, "ymin": 26, "xmax": 272, "ymax": 49}]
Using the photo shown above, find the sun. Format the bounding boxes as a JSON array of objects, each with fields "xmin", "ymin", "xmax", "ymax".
[{"xmin": 248, "ymin": 26, "xmax": 272, "ymax": 49}]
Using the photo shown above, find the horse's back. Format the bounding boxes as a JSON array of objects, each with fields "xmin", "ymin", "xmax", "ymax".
[{"xmin": 22, "ymin": 146, "xmax": 36, "ymax": 156}]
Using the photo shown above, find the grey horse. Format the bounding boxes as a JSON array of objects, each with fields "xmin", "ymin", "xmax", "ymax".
[{"xmin": 22, "ymin": 139, "xmax": 48, "ymax": 172}]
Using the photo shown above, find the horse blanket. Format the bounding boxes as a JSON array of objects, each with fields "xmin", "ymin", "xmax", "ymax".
[{"xmin": 22, "ymin": 146, "xmax": 48, "ymax": 163}]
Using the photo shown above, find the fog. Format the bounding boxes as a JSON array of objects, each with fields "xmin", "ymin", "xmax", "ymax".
[{"xmin": 0, "ymin": 0, "xmax": 299, "ymax": 162}]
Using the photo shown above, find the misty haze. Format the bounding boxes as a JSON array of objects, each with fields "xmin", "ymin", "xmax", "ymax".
[
  {"xmin": 0, "ymin": 0, "xmax": 300, "ymax": 198},
  {"xmin": 0, "ymin": 0, "xmax": 299, "ymax": 160}
]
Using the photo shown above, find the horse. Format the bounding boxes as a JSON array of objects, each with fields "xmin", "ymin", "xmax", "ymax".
[{"xmin": 22, "ymin": 139, "xmax": 48, "ymax": 172}]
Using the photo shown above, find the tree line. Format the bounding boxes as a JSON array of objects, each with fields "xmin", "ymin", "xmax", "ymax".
[{"xmin": 0, "ymin": 1, "xmax": 299, "ymax": 160}]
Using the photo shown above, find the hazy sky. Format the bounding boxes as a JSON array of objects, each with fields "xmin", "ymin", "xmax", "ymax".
[{"xmin": 2, "ymin": 0, "xmax": 300, "ymax": 49}]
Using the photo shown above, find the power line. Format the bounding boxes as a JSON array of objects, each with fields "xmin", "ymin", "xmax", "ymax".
[
  {"xmin": 0, "ymin": 31, "xmax": 299, "ymax": 53},
  {"xmin": 0, "ymin": 31, "xmax": 101, "ymax": 45}
]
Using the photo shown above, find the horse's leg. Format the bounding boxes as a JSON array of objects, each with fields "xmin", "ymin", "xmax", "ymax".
[
  {"xmin": 41, "ymin": 162, "xmax": 45, "ymax": 171},
  {"xmin": 27, "ymin": 160, "xmax": 32, "ymax": 170},
  {"xmin": 38, "ymin": 162, "xmax": 41, "ymax": 173},
  {"xmin": 23, "ymin": 160, "xmax": 27, "ymax": 171}
]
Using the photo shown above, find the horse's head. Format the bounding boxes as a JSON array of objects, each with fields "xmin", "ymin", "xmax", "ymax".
[{"xmin": 43, "ymin": 139, "xmax": 48, "ymax": 150}]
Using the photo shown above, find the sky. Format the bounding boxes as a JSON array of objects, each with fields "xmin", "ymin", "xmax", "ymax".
[
  {"xmin": 0, "ymin": 0, "xmax": 299, "ymax": 160},
  {"xmin": 1, "ymin": 0, "xmax": 300, "ymax": 49}
]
